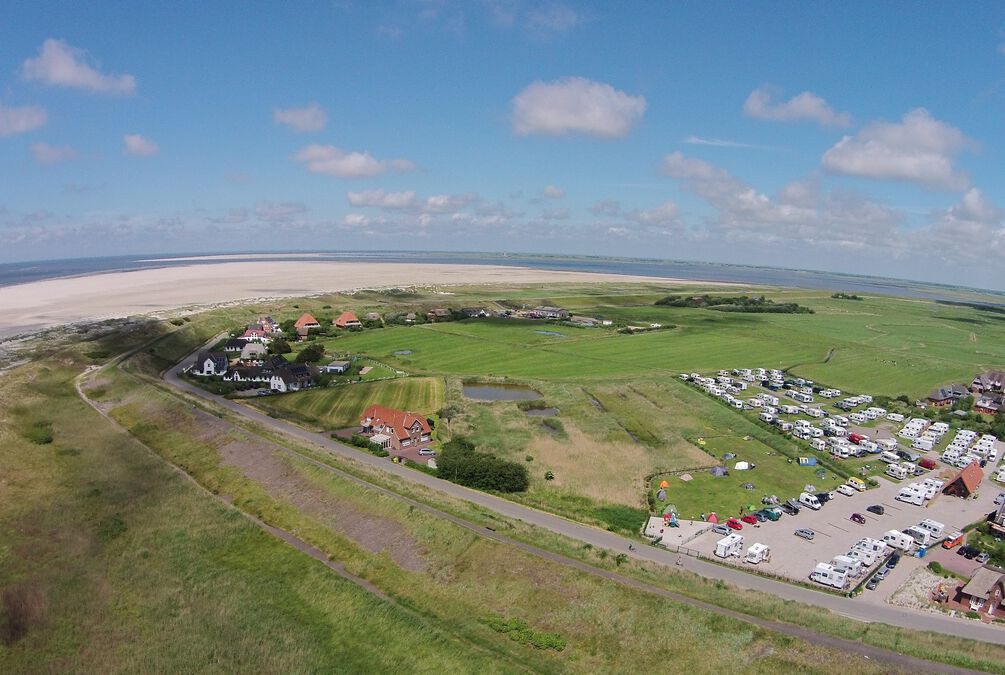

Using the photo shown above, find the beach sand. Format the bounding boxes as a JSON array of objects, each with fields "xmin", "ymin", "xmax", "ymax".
[{"xmin": 0, "ymin": 261, "xmax": 709, "ymax": 338}]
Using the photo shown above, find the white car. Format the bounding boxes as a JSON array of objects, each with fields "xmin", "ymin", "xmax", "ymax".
[
  {"xmin": 836, "ymin": 484, "xmax": 856, "ymax": 496},
  {"xmin": 418, "ymin": 448, "xmax": 437, "ymax": 456}
]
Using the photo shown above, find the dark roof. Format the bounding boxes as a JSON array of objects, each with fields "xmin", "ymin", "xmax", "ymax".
[
  {"xmin": 928, "ymin": 384, "xmax": 968, "ymax": 401},
  {"xmin": 962, "ymin": 568, "xmax": 1005, "ymax": 600},
  {"xmin": 973, "ymin": 371, "xmax": 1005, "ymax": 391}
]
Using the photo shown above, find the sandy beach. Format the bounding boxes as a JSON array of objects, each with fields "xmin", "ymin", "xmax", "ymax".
[{"xmin": 0, "ymin": 261, "xmax": 710, "ymax": 338}]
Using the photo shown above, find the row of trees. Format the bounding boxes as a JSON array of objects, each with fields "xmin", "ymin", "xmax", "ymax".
[{"xmin": 655, "ymin": 294, "xmax": 813, "ymax": 314}]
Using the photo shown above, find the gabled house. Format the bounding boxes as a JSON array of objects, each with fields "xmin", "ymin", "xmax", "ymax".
[
  {"xmin": 404, "ymin": 312, "xmax": 417, "ymax": 324},
  {"xmin": 222, "ymin": 338, "xmax": 245, "ymax": 353},
  {"xmin": 972, "ymin": 371, "xmax": 1005, "ymax": 395},
  {"xmin": 426, "ymin": 308, "xmax": 451, "ymax": 322},
  {"xmin": 958, "ymin": 568, "xmax": 1005, "ymax": 617},
  {"xmin": 334, "ymin": 311, "xmax": 362, "ymax": 329},
  {"xmin": 269, "ymin": 363, "xmax": 317, "ymax": 393},
  {"xmin": 943, "ymin": 462, "xmax": 984, "ymax": 499},
  {"xmin": 532, "ymin": 306, "xmax": 569, "ymax": 320},
  {"xmin": 192, "ymin": 351, "xmax": 228, "ymax": 376},
  {"xmin": 294, "ymin": 313, "xmax": 321, "ymax": 332},
  {"xmin": 461, "ymin": 307, "xmax": 490, "ymax": 318},
  {"xmin": 365, "ymin": 312, "xmax": 382, "ymax": 322},
  {"xmin": 256, "ymin": 315, "xmax": 281, "ymax": 334},
  {"xmin": 927, "ymin": 384, "xmax": 969, "ymax": 407},
  {"xmin": 976, "ymin": 395, "xmax": 1004, "ymax": 415},
  {"xmin": 359, "ymin": 404, "xmax": 432, "ymax": 452},
  {"xmin": 241, "ymin": 326, "xmax": 271, "ymax": 342},
  {"xmin": 240, "ymin": 342, "xmax": 267, "ymax": 360},
  {"xmin": 225, "ymin": 365, "xmax": 268, "ymax": 383}
]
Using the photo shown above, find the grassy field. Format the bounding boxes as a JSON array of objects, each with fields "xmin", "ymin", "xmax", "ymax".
[{"xmin": 253, "ymin": 376, "xmax": 445, "ymax": 429}]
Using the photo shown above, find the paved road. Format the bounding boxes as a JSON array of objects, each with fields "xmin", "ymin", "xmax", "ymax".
[{"xmin": 162, "ymin": 342, "xmax": 1005, "ymax": 649}]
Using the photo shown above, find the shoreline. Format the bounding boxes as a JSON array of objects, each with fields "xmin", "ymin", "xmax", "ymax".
[{"xmin": 0, "ymin": 260, "xmax": 726, "ymax": 339}]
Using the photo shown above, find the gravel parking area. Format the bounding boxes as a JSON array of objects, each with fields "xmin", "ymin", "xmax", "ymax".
[{"xmin": 689, "ymin": 470, "xmax": 1000, "ymax": 584}]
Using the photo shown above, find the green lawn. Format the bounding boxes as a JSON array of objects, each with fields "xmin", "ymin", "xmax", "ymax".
[{"xmin": 252, "ymin": 376, "xmax": 445, "ymax": 429}]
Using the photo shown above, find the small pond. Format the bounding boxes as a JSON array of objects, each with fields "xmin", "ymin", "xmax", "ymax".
[
  {"xmin": 393, "ymin": 350, "xmax": 413, "ymax": 356},
  {"xmin": 524, "ymin": 407, "xmax": 558, "ymax": 417},
  {"xmin": 463, "ymin": 384, "xmax": 542, "ymax": 401},
  {"xmin": 534, "ymin": 330, "xmax": 565, "ymax": 337}
]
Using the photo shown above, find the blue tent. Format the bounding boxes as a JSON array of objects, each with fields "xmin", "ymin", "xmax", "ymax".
[{"xmin": 798, "ymin": 456, "xmax": 818, "ymax": 466}]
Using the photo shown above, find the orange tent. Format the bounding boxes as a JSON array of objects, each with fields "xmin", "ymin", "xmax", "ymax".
[{"xmin": 659, "ymin": 480, "xmax": 669, "ymax": 488}]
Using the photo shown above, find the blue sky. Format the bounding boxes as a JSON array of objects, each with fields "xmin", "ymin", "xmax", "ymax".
[{"xmin": 1, "ymin": 1, "xmax": 1004, "ymax": 289}]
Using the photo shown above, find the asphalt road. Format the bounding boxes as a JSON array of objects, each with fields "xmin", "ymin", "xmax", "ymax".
[{"xmin": 162, "ymin": 340, "xmax": 1005, "ymax": 649}]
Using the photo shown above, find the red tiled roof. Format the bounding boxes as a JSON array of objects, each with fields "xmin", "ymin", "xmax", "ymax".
[
  {"xmin": 294, "ymin": 313, "xmax": 320, "ymax": 329},
  {"xmin": 360, "ymin": 404, "xmax": 431, "ymax": 441},
  {"xmin": 334, "ymin": 311, "xmax": 360, "ymax": 327},
  {"xmin": 946, "ymin": 462, "xmax": 984, "ymax": 495}
]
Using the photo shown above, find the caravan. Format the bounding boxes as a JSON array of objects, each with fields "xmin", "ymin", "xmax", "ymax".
[
  {"xmin": 879, "ymin": 451, "xmax": 900, "ymax": 464},
  {"xmin": 885, "ymin": 464, "xmax": 908, "ymax": 480},
  {"xmin": 850, "ymin": 537, "xmax": 888, "ymax": 565},
  {"xmin": 810, "ymin": 562, "xmax": 849, "ymax": 590},
  {"xmin": 714, "ymin": 534, "xmax": 744, "ymax": 558},
  {"xmin": 917, "ymin": 519, "xmax": 945, "ymax": 539},
  {"xmin": 745, "ymin": 543, "xmax": 771, "ymax": 564},
  {"xmin": 882, "ymin": 530, "xmax": 915, "ymax": 552},
  {"xmin": 896, "ymin": 485, "xmax": 926, "ymax": 506},
  {"xmin": 831, "ymin": 554, "xmax": 864, "ymax": 578},
  {"xmin": 902, "ymin": 526, "xmax": 932, "ymax": 547}
]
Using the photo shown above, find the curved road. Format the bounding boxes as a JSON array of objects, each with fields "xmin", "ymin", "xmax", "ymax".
[{"xmin": 162, "ymin": 342, "xmax": 1005, "ymax": 649}]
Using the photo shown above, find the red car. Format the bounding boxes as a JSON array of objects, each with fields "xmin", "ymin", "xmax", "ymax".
[
  {"xmin": 740, "ymin": 514, "xmax": 758, "ymax": 525},
  {"xmin": 726, "ymin": 517, "xmax": 743, "ymax": 530}
]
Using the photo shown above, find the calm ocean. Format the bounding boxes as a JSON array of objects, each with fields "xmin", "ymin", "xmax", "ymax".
[{"xmin": 0, "ymin": 251, "xmax": 1000, "ymax": 304}]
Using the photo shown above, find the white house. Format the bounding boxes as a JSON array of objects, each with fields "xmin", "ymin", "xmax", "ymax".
[{"xmin": 192, "ymin": 351, "xmax": 228, "ymax": 376}]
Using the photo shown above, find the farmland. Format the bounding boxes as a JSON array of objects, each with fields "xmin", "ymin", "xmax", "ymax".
[{"xmin": 237, "ymin": 285, "xmax": 1005, "ymax": 530}]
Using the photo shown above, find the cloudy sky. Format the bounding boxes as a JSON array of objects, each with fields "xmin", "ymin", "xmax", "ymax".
[{"xmin": 2, "ymin": 2, "xmax": 1004, "ymax": 290}]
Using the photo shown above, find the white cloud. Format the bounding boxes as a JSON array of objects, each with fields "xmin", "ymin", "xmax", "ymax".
[
  {"xmin": 273, "ymin": 103, "xmax": 327, "ymax": 132},
  {"xmin": 917, "ymin": 189, "xmax": 1004, "ymax": 261},
  {"xmin": 255, "ymin": 201, "xmax": 308, "ymax": 222},
  {"xmin": 0, "ymin": 104, "xmax": 47, "ymax": 137},
  {"xmin": 31, "ymin": 142, "xmax": 77, "ymax": 165},
  {"xmin": 683, "ymin": 135, "xmax": 764, "ymax": 149},
  {"xmin": 543, "ymin": 184, "xmax": 565, "ymax": 199},
  {"xmin": 821, "ymin": 108, "xmax": 973, "ymax": 190},
  {"xmin": 628, "ymin": 202, "xmax": 679, "ymax": 226},
  {"xmin": 743, "ymin": 87, "xmax": 850, "ymax": 127},
  {"xmin": 294, "ymin": 144, "xmax": 416, "ymax": 178},
  {"xmin": 22, "ymin": 39, "xmax": 136, "ymax": 95},
  {"xmin": 512, "ymin": 77, "xmax": 646, "ymax": 138},
  {"xmin": 123, "ymin": 134, "xmax": 159, "ymax": 156},
  {"xmin": 347, "ymin": 189, "xmax": 417, "ymax": 209}
]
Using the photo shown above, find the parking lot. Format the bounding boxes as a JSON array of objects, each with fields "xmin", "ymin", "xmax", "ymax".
[{"xmin": 689, "ymin": 470, "xmax": 1001, "ymax": 585}]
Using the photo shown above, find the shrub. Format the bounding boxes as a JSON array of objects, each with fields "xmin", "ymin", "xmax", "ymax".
[
  {"xmin": 436, "ymin": 437, "xmax": 529, "ymax": 492},
  {"xmin": 484, "ymin": 615, "xmax": 566, "ymax": 651},
  {"xmin": 927, "ymin": 561, "xmax": 945, "ymax": 575},
  {"xmin": 22, "ymin": 421, "xmax": 54, "ymax": 445},
  {"xmin": 295, "ymin": 344, "xmax": 325, "ymax": 363}
]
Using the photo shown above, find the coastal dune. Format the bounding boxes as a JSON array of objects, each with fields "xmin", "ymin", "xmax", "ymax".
[{"xmin": 0, "ymin": 260, "xmax": 700, "ymax": 338}]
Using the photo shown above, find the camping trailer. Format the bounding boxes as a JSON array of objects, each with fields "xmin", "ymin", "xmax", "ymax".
[
  {"xmin": 714, "ymin": 534, "xmax": 744, "ymax": 558},
  {"xmin": 902, "ymin": 526, "xmax": 931, "ymax": 547},
  {"xmin": 745, "ymin": 543, "xmax": 771, "ymax": 564},
  {"xmin": 810, "ymin": 563, "xmax": 849, "ymax": 590},
  {"xmin": 885, "ymin": 464, "xmax": 908, "ymax": 480},
  {"xmin": 882, "ymin": 530, "xmax": 915, "ymax": 552},
  {"xmin": 917, "ymin": 519, "xmax": 945, "ymax": 539},
  {"xmin": 880, "ymin": 451, "xmax": 900, "ymax": 464},
  {"xmin": 831, "ymin": 554, "xmax": 864, "ymax": 577}
]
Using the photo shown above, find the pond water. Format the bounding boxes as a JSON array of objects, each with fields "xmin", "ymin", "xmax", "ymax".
[
  {"xmin": 463, "ymin": 384, "xmax": 542, "ymax": 401},
  {"xmin": 524, "ymin": 407, "xmax": 558, "ymax": 417},
  {"xmin": 534, "ymin": 330, "xmax": 565, "ymax": 337},
  {"xmin": 393, "ymin": 350, "xmax": 413, "ymax": 355}
]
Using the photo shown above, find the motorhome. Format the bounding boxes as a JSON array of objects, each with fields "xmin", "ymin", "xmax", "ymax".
[
  {"xmin": 850, "ymin": 537, "xmax": 888, "ymax": 565},
  {"xmin": 759, "ymin": 412, "xmax": 776, "ymax": 423},
  {"xmin": 831, "ymin": 415, "xmax": 849, "ymax": 427},
  {"xmin": 830, "ymin": 554, "xmax": 864, "ymax": 578},
  {"xmin": 798, "ymin": 492, "xmax": 822, "ymax": 510},
  {"xmin": 714, "ymin": 534, "xmax": 744, "ymax": 558},
  {"xmin": 877, "ymin": 438, "xmax": 899, "ymax": 453},
  {"xmin": 920, "ymin": 479, "xmax": 944, "ymax": 498},
  {"xmin": 896, "ymin": 486, "xmax": 926, "ymax": 506},
  {"xmin": 885, "ymin": 464, "xmax": 908, "ymax": 480},
  {"xmin": 902, "ymin": 526, "xmax": 932, "ymax": 547},
  {"xmin": 745, "ymin": 543, "xmax": 771, "ymax": 564},
  {"xmin": 879, "ymin": 451, "xmax": 900, "ymax": 464},
  {"xmin": 810, "ymin": 563, "xmax": 849, "ymax": 590},
  {"xmin": 810, "ymin": 438, "xmax": 828, "ymax": 452},
  {"xmin": 858, "ymin": 439, "xmax": 878, "ymax": 453},
  {"xmin": 917, "ymin": 519, "xmax": 945, "ymax": 539},
  {"xmin": 846, "ymin": 477, "xmax": 867, "ymax": 491},
  {"xmin": 995, "ymin": 466, "xmax": 1005, "ymax": 483},
  {"xmin": 882, "ymin": 530, "xmax": 915, "ymax": 552},
  {"xmin": 912, "ymin": 438, "xmax": 934, "ymax": 452}
]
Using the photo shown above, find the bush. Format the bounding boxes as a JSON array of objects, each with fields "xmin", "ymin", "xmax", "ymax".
[
  {"xmin": 269, "ymin": 339, "xmax": 292, "ymax": 355},
  {"xmin": 484, "ymin": 615, "xmax": 566, "ymax": 651},
  {"xmin": 295, "ymin": 344, "xmax": 326, "ymax": 363},
  {"xmin": 22, "ymin": 421, "xmax": 54, "ymax": 445},
  {"xmin": 436, "ymin": 437, "xmax": 529, "ymax": 492},
  {"xmin": 927, "ymin": 561, "xmax": 946, "ymax": 575}
]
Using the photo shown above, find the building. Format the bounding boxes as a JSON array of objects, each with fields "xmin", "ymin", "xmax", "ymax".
[
  {"xmin": 240, "ymin": 342, "xmax": 267, "ymax": 360},
  {"xmin": 927, "ymin": 384, "xmax": 969, "ymax": 408},
  {"xmin": 404, "ymin": 312, "xmax": 417, "ymax": 324},
  {"xmin": 569, "ymin": 315, "xmax": 599, "ymax": 327},
  {"xmin": 334, "ymin": 311, "xmax": 362, "ymax": 329},
  {"xmin": 942, "ymin": 462, "xmax": 984, "ymax": 499},
  {"xmin": 426, "ymin": 308, "xmax": 451, "ymax": 322},
  {"xmin": 958, "ymin": 568, "xmax": 1005, "ymax": 617},
  {"xmin": 972, "ymin": 371, "xmax": 1005, "ymax": 395},
  {"xmin": 192, "ymin": 351, "xmax": 228, "ymax": 376},
  {"xmin": 269, "ymin": 363, "xmax": 317, "ymax": 393},
  {"xmin": 528, "ymin": 306, "xmax": 569, "ymax": 320},
  {"xmin": 976, "ymin": 395, "xmax": 1004, "ymax": 415},
  {"xmin": 461, "ymin": 307, "xmax": 490, "ymax": 318},
  {"xmin": 365, "ymin": 312, "xmax": 382, "ymax": 322},
  {"xmin": 222, "ymin": 338, "xmax": 245, "ymax": 353},
  {"xmin": 990, "ymin": 500, "xmax": 1005, "ymax": 537},
  {"xmin": 241, "ymin": 326, "xmax": 270, "ymax": 342},
  {"xmin": 359, "ymin": 404, "xmax": 432, "ymax": 452},
  {"xmin": 321, "ymin": 360, "xmax": 351, "ymax": 374},
  {"xmin": 294, "ymin": 313, "xmax": 321, "ymax": 332}
]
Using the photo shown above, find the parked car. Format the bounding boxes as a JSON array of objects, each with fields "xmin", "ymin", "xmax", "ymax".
[
  {"xmin": 942, "ymin": 531, "xmax": 964, "ymax": 549},
  {"xmin": 996, "ymin": 493, "xmax": 1005, "ymax": 506},
  {"xmin": 836, "ymin": 484, "xmax": 856, "ymax": 496},
  {"xmin": 866, "ymin": 505, "xmax": 885, "ymax": 516},
  {"xmin": 959, "ymin": 546, "xmax": 980, "ymax": 559},
  {"xmin": 711, "ymin": 523, "xmax": 729, "ymax": 535},
  {"xmin": 886, "ymin": 552, "xmax": 901, "ymax": 568},
  {"xmin": 764, "ymin": 507, "xmax": 782, "ymax": 521},
  {"xmin": 976, "ymin": 552, "xmax": 991, "ymax": 564},
  {"xmin": 865, "ymin": 577, "xmax": 880, "ymax": 590},
  {"xmin": 850, "ymin": 513, "xmax": 866, "ymax": 524},
  {"xmin": 741, "ymin": 514, "xmax": 758, "ymax": 525},
  {"xmin": 873, "ymin": 567, "xmax": 890, "ymax": 581},
  {"xmin": 780, "ymin": 502, "xmax": 799, "ymax": 516},
  {"xmin": 726, "ymin": 517, "xmax": 743, "ymax": 531},
  {"xmin": 794, "ymin": 528, "xmax": 815, "ymax": 540},
  {"xmin": 815, "ymin": 492, "xmax": 833, "ymax": 504},
  {"xmin": 418, "ymin": 448, "xmax": 436, "ymax": 456}
]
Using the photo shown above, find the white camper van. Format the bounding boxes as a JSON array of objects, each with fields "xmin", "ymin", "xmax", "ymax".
[
  {"xmin": 885, "ymin": 464, "xmax": 908, "ymax": 480},
  {"xmin": 810, "ymin": 562, "xmax": 849, "ymax": 590},
  {"xmin": 714, "ymin": 534, "xmax": 744, "ymax": 558},
  {"xmin": 902, "ymin": 526, "xmax": 931, "ymax": 547},
  {"xmin": 798, "ymin": 492, "xmax": 822, "ymax": 510},
  {"xmin": 879, "ymin": 451, "xmax": 900, "ymax": 464},
  {"xmin": 745, "ymin": 543, "xmax": 771, "ymax": 564},
  {"xmin": 896, "ymin": 486, "xmax": 926, "ymax": 506},
  {"xmin": 917, "ymin": 519, "xmax": 945, "ymax": 539},
  {"xmin": 882, "ymin": 530, "xmax": 915, "ymax": 552},
  {"xmin": 831, "ymin": 554, "xmax": 864, "ymax": 578}
]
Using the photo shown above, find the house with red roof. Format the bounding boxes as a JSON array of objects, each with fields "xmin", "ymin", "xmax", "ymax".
[
  {"xmin": 359, "ymin": 404, "xmax": 432, "ymax": 452},
  {"xmin": 943, "ymin": 462, "xmax": 984, "ymax": 499},
  {"xmin": 294, "ymin": 313, "xmax": 321, "ymax": 332},
  {"xmin": 334, "ymin": 311, "xmax": 362, "ymax": 329}
]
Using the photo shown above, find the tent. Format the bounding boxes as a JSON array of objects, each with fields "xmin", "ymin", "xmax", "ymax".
[
  {"xmin": 662, "ymin": 503, "xmax": 678, "ymax": 516},
  {"xmin": 679, "ymin": 473, "xmax": 693, "ymax": 482},
  {"xmin": 741, "ymin": 483, "xmax": 755, "ymax": 490},
  {"xmin": 659, "ymin": 480, "xmax": 669, "ymax": 488},
  {"xmin": 710, "ymin": 466, "xmax": 728, "ymax": 477},
  {"xmin": 798, "ymin": 456, "xmax": 818, "ymax": 466},
  {"xmin": 707, "ymin": 513, "xmax": 719, "ymax": 523},
  {"xmin": 656, "ymin": 488, "xmax": 667, "ymax": 501},
  {"xmin": 734, "ymin": 461, "xmax": 750, "ymax": 471},
  {"xmin": 723, "ymin": 453, "xmax": 736, "ymax": 460}
]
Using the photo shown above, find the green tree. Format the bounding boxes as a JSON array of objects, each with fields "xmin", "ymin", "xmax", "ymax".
[
  {"xmin": 295, "ymin": 344, "xmax": 325, "ymax": 363},
  {"xmin": 269, "ymin": 338, "xmax": 292, "ymax": 355}
]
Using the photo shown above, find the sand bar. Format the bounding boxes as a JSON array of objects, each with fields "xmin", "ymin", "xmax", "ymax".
[{"xmin": 0, "ymin": 261, "xmax": 715, "ymax": 338}]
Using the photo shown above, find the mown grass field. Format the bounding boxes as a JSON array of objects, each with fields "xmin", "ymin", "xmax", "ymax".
[{"xmin": 254, "ymin": 376, "xmax": 444, "ymax": 429}]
